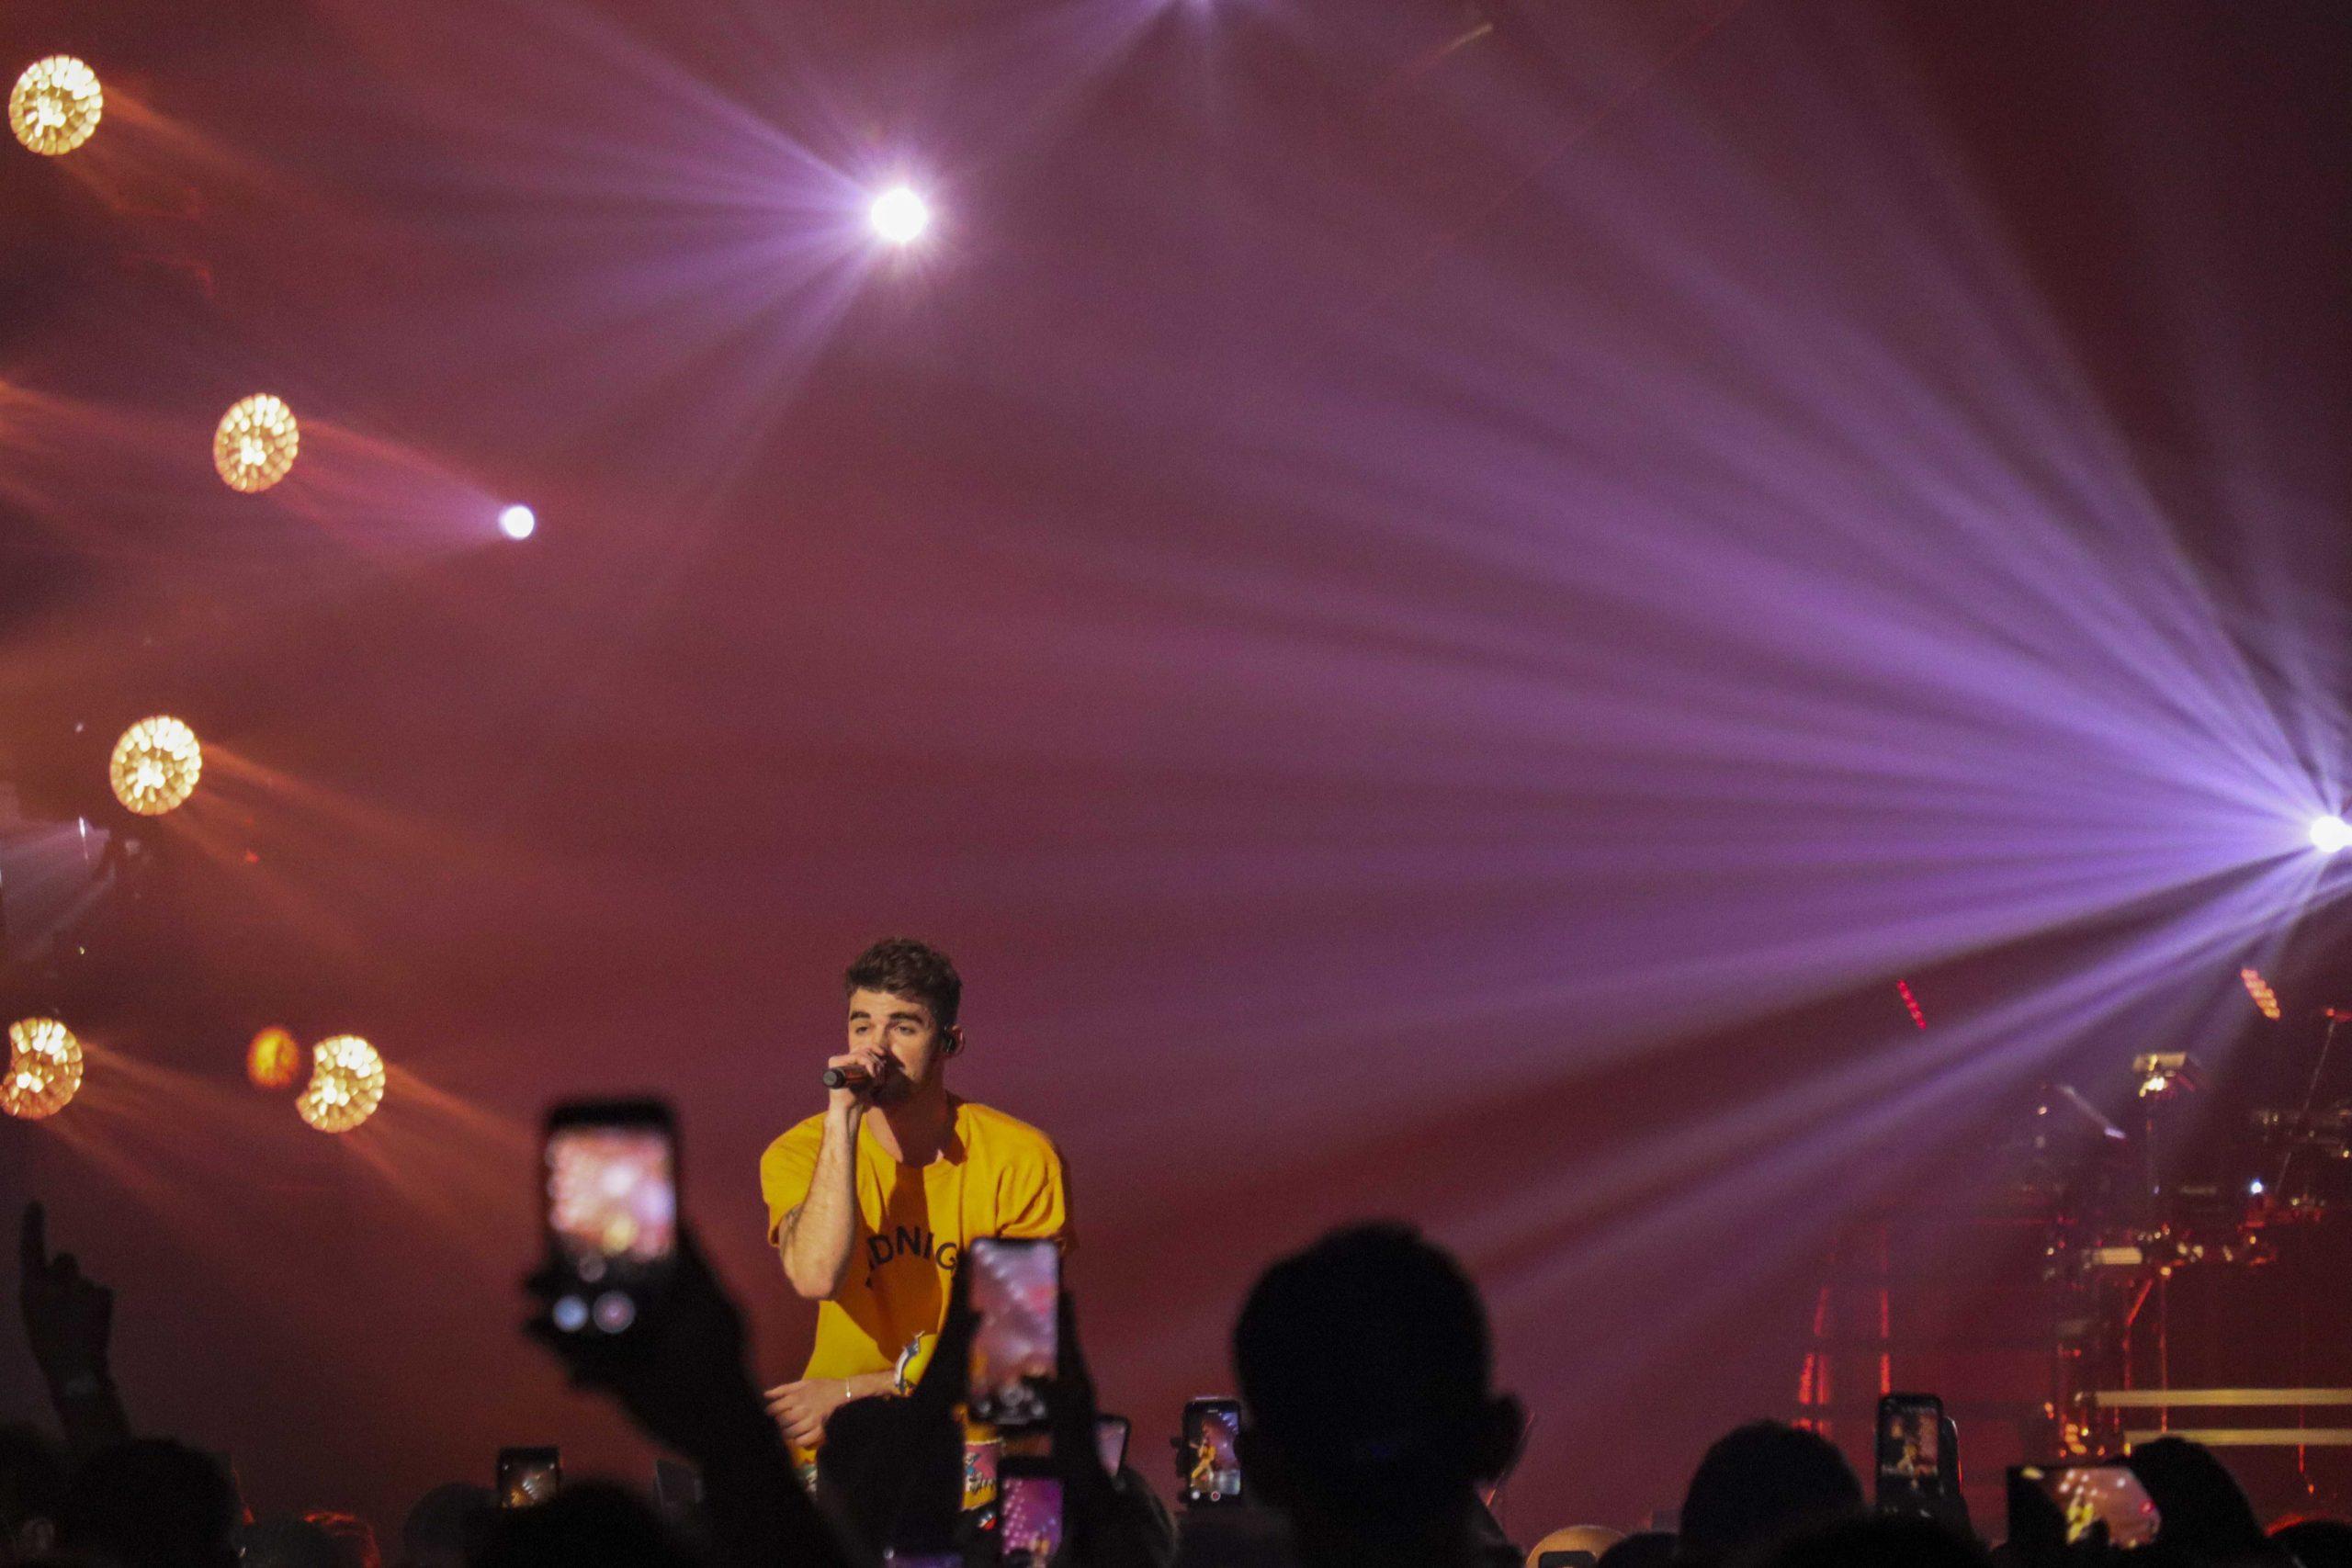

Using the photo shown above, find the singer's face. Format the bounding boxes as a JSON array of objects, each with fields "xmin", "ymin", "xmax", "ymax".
[{"xmin": 844, "ymin": 987, "xmax": 948, "ymax": 1103}]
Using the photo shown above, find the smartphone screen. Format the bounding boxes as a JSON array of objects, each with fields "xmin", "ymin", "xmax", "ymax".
[
  {"xmin": 496, "ymin": 1447, "xmax": 561, "ymax": 1509},
  {"xmin": 1181, "ymin": 1398, "xmax": 1244, "ymax": 1506},
  {"xmin": 1094, "ymin": 1415, "xmax": 1131, "ymax": 1479},
  {"xmin": 1874, "ymin": 1393, "xmax": 1943, "ymax": 1511},
  {"xmin": 1000, "ymin": 1468, "xmax": 1063, "ymax": 1568},
  {"xmin": 2009, "ymin": 1464, "xmax": 2162, "ymax": 1551},
  {"xmin": 544, "ymin": 1101, "xmax": 677, "ymax": 1334},
  {"xmin": 967, "ymin": 1237, "xmax": 1058, "ymax": 1427}
]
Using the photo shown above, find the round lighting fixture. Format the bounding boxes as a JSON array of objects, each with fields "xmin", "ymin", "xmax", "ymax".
[
  {"xmin": 10, "ymin": 58, "xmax": 102, "ymax": 156},
  {"xmin": 109, "ymin": 716, "xmax": 202, "ymax": 816},
  {"xmin": 297, "ymin": 1034, "xmax": 386, "ymax": 1134},
  {"xmin": 3, "ymin": 1019, "xmax": 85, "ymax": 1120},
  {"xmin": 213, "ymin": 395, "xmax": 300, "ymax": 493}
]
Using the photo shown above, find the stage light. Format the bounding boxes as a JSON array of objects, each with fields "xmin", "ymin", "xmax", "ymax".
[
  {"xmin": 2239, "ymin": 967, "xmax": 2282, "ymax": 1021},
  {"xmin": 2310, "ymin": 815, "xmax": 2352, "ymax": 854},
  {"xmin": 109, "ymin": 716, "xmax": 202, "ymax": 816},
  {"xmin": 213, "ymin": 395, "xmax": 300, "ymax": 493},
  {"xmin": 297, "ymin": 1034, "xmax": 385, "ymax": 1134},
  {"xmin": 868, "ymin": 185, "xmax": 931, "ymax": 245},
  {"xmin": 3, "ymin": 1019, "xmax": 85, "ymax": 1120},
  {"xmin": 498, "ymin": 504, "xmax": 536, "ymax": 540},
  {"xmin": 247, "ymin": 1027, "xmax": 302, "ymax": 1090},
  {"xmin": 10, "ymin": 58, "xmax": 102, "ymax": 157}
]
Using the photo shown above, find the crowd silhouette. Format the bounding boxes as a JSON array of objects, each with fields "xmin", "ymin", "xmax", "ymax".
[{"xmin": 6, "ymin": 1200, "xmax": 2346, "ymax": 1568}]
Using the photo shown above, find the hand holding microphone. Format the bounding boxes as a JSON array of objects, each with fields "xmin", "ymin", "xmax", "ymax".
[{"xmin": 822, "ymin": 1051, "xmax": 890, "ymax": 1101}]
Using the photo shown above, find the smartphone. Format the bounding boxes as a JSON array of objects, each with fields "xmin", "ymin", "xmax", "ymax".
[
  {"xmin": 542, "ymin": 1100, "xmax": 678, "ymax": 1336},
  {"xmin": 967, "ymin": 1236, "xmax": 1058, "ymax": 1427},
  {"xmin": 2007, "ymin": 1464, "xmax": 2161, "ymax": 1552},
  {"xmin": 1095, "ymin": 1414, "xmax": 1131, "ymax": 1479},
  {"xmin": 1874, "ymin": 1393, "xmax": 1945, "ymax": 1514},
  {"xmin": 999, "ymin": 1459, "xmax": 1064, "ymax": 1568},
  {"xmin": 1180, "ymin": 1397, "xmax": 1245, "ymax": 1506},
  {"xmin": 496, "ymin": 1447, "xmax": 561, "ymax": 1509}
]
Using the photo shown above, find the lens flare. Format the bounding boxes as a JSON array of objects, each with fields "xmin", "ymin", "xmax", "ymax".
[
  {"xmin": 213, "ymin": 395, "xmax": 301, "ymax": 493},
  {"xmin": 2310, "ymin": 815, "xmax": 2351, "ymax": 854},
  {"xmin": 9, "ymin": 57, "xmax": 102, "ymax": 156},
  {"xmin": 297, "ymin": 1035, "xmax": 386, "ymax": 1134},
  {"xmin": 498, "ymin": 504, "xmax": 536, "ymax": 540},
  {"xmin": 868, "ymin": 185, "xmax": 932, "ymax": 245},
  {"xmin": 109, "ymin": 716, "xmax": 202, "ymax": 816},
  {"xmin": 247, "ymin": 1027, "xmax": 303, "ymax": 1090},
  {"xmin": 3, "ymin": 1019, "xmax": 85, "ymax": 1120}
]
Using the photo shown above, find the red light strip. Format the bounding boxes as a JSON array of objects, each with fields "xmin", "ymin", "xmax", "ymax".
[{"xmin": 1895, "ymin": 979, "xmax": 1928, "ymax": 1030}]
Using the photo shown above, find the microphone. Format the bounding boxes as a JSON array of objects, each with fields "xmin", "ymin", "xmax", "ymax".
[{"xmin": 822, "ymin": 1064, "xmax": 876, "ymax": 1090}]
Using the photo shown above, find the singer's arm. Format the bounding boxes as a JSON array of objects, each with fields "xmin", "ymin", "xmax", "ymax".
[{"xmin": 779, "ymin": 1103, "xmax": 862, "ymax": 1300}]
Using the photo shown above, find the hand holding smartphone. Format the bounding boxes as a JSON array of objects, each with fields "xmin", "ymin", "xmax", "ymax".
[
  {"xmin": 967, "ymin": 1236, "xmax": 1058, "ymax": 1428},
  {"xmin": 1874, "ymin": 1393, "xmax": 1945, "ymax": 1515},
  {"xmin": 496, "ymin": 1446, "xmax": 561, "ymax": 1509},
  {"xmin": 2007, "ymin": 1463, "xmax": 2162, "ymax": 1555},
  {"xmin": 1179, "ymin": 1397, "xmax": 1244, "ymax": 1506},
  {"xmin": 542, "ymin": 1100, "xmax": 679, "ymax": 1337}
]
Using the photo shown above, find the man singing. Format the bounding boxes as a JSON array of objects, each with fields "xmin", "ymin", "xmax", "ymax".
[{"xmin": 761, "ymin": 938, "xmax": 1071, "ymax": 1455}]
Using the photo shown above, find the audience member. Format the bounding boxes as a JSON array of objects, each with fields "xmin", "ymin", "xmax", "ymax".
[
  {"xmin": 1232, "ymin": 1224, "xmax": 1524, "ymax": 1568},
  {"xmin": 1673, "ymin": 1422, "xmax": 1861, "ymax": 1568},
  {"xmin": 54, "ymin": 1439, "xmax": 238, "ymax": 1568},
  {"xmin": 2125, "ymin": 1438, "xmax": 2293, "ymax": 1567},
  {"xmin": 394, "ymin": 1484, "xmax": 493, "ymax": 1568},
  {"xmin": 1527, "ymin": 1525, "xmax": 1624, "ymax": 1567},
  {"xmin": 0, "ymin": 1425, "xmax": 66, "ymax": 1564},
  {"xmin": 1593, "ymin": 1532, "xmax": 1676, "ymax": 1568},
  {"xmin": 233, "ymin": 1518, "xmax": 340, "ymax": 1568},
  {"xmin": 2273, "ymin": 1518, "xmax": 2352, "ymax": 1568},
  {"xmin": 1755, "ymin": 1514, "xmax": 1987, "ymax": 1568},
  {"xmin": 301, "ymin": 1512, "xmax": 381, "ymax": 1568},
  {"xmin": 469, "ymin": 1483, "xmax": 700, "ymax": 1568}
]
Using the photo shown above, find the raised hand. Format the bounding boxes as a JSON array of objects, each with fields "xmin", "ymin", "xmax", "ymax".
[{"xmin": 19, "ymin": 1201, "xmax": 112, "ymax": 1386}]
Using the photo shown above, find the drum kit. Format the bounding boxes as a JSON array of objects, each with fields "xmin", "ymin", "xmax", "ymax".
[{"xmin": 2029, "ymin": 1031, "xmax": 2352, "ymax": 1465}]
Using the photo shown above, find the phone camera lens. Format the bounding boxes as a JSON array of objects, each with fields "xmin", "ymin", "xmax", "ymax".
[
  {"xmin": 578, "ymin": 1254, "xmax": 607, "ymax": 1283},
  {"xmin": 593, "ymin": 1291, "xmax": 637, "ymax": 1334},
  {"xmin": 551, "ymin": 1294, "xmax": 589, "ymax": 1333}
]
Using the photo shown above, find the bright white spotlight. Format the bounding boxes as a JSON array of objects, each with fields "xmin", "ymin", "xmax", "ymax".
[
  {"xmin": 2310, "ymin": 815, "xmax": 2352, "ymax": 854},
  {"xmin": 868, "ymin": 185, "xmax": 931, "ymax": 245},
  {"xmin": 499, "ymin": 504, "xmax": 536, "ymax": 540}
]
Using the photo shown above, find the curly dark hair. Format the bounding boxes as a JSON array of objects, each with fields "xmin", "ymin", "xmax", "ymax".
[{"xmin": 843, "ymin": 938, "xmax": 961, "ymax": 1030}]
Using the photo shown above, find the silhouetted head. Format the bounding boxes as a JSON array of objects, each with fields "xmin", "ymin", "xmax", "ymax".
[
  {"xmin": 1233, "ymin": 1224, "xmax": 1522, "ymax": 1536},
  {"xmin": 396, "ymin": 1483, "xmax": 493, "ymax": 1568},
  {"xmin": 1594, "ymin": 1533, "xmax": 1676, "ymax": 1568},
  {"xmin": 1676, "ymin": 1422, "xmax": 1861, "ymax": 1567},
  {"xmin": 469, "ymin": 1483, "xmax": 699, "ymax": 1568},
  {"xmin": 0, "ymin": 1424, "xmax": 67, "ymax": 1563},
  {"xmin": 56, "ymin": 1439, "xmax": 239, "ymax": 1568},
  {"xmin": 233, "ymin": 1518, "xmax": 339, "ymax": 1568},
  {"xmin": 2272, "ymin": 1518, "xmax": 2352, "ymax": 1568},
  {"xmin": 2123, "ymin": 1438, "xmax": 2271, "ymax": 1563},
  {"xmin": 300, "ymin": 1513, "xmax": 379, "ymax": 1568},
  {"xmin": 1754, "ymin": 1514, "xmax": 1987, "ymax": 1568}
]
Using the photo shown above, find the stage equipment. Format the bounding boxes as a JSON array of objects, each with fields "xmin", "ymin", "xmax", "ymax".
[
  {"xmin": 9, "ymin": 57, "xmax": 101, "ymax": 155},
  {"xmin": 2132, "ymin": 1052, "xmax": 2199, "ymax": 1101},
  {"xmin": 297, "ymin": 1034, "xmax": 385, "ymax": 1133},
  {"xmin": 2241, "ymin": 968, "xmax": 2282, "ymax": 1021},
  {"xmin": 499, "ymin": 504, "xmax": 536, "ymax": 540},
  {"xmin": 109, "ymin": 716, "xmax": 202, "ymax": 816},
  {"xmin": 2311, "ymin": 816, "xmax": 2352, "ymax": 854},
  {"xmin": 247, "ymin": 1027, "xmax": 302, "ymax": 1090},
  {"xmin": 869, "ymin": 185, "xmax": 931, "ymax": 244},
  {"xmin": 213, "ymin": 395, "xmax": 300, "ymax": 492},
  {"xmin": 3, "ymin": 1018, "xmax": 84, "ymax": 1120}
]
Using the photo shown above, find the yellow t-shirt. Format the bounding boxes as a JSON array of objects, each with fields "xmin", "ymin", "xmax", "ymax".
[{"xmin": 760, "ymin": 1098, "xmax": 1071, "ymax": 1393}]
